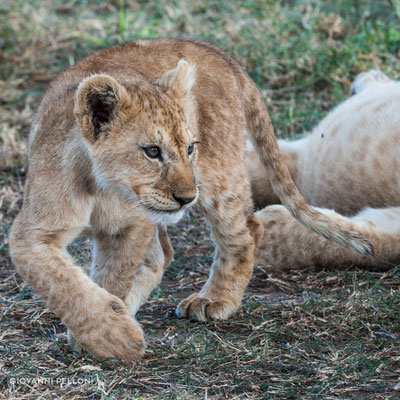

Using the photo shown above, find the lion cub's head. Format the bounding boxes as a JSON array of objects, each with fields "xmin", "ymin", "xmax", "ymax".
[{"xmin": 74, "ymin": 60, "xmax": 199, "ymax": 224}]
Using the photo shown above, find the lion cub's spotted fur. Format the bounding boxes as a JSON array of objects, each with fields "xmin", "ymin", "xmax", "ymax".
[
  {"xmin": 9, "ymin": 39, "xmax": 371, "ymax": 362},
  {"xmin": 249, "ymin": 70, "xmax": 400, "ymax": 270}
]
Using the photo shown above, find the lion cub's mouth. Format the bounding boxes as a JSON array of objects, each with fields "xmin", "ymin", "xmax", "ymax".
[
  {"xmin": 146, "ymin": 206, "xmax": 181, "ymax": 214},
  {"xmin": 137, "ymin": 190, "xmax": 199, "ymax": 225},
  {"xmin": 145, "ymin": 206, "xmax": 186, "ymax": 225}
]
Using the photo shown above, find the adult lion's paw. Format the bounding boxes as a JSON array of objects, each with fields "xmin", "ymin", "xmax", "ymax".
[
  {"xmin": 176, "ymin": 293, "xmax": 239, "ymax": 322},
  {"xmin": 67, "ymin": 294, "xmax": 145, "ymax": 364}
]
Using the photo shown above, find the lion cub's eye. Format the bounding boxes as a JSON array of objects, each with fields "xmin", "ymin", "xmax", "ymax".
[
  {"xmin": 144, "ymin": 146, "xmax": 161, "ymax": 159},
  {"xmin": 188, "ymin": 141, "xmax": 200, "ymax": 156},
  {"xmin": 188, "ymin": 143, "xmax": 195, "ymax": 156}
]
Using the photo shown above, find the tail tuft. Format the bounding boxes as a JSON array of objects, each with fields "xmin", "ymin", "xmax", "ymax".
[
  {"xmin": 301, "ymin": 210, "xmax": 375, "ymax": 256},
  {"xmin": 344, "ymin": 231, "xmax": 375, "ymax": 256}
]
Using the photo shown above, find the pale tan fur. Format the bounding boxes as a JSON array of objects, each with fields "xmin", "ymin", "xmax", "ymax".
[
  {"xmin": 9, "ymin": 39, "xmax": 371, "ymax": 362},
  {"xmin": 249, "ymin": 70, "xmax": 400, "ymax": 270}
]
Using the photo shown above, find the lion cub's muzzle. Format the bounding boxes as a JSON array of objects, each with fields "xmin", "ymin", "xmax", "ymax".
[
  {"xmin": 172, "ymin": 193, "xmax": 196, "ymax": 207},
  {"xmin": 144, "ymin": 187, "xmax": 199, "ymax": 225},
  {"xmin": 171, "ymin": 182, "xmax": 199, "ymax": 210}
]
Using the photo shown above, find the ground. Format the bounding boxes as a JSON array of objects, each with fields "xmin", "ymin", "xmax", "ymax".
[{"xmin": 0, "ymin": 1, "xmax": 400, "ymax": 399}]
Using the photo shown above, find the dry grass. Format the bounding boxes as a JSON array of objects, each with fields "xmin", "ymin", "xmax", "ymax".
[{"xmin": 1, "ymin": 0, "xmax": 400, "ymax": 399}]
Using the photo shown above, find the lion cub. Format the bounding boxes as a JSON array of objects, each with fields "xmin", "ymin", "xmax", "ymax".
[
  {"xmin": 9, "ymin": 39, "xmax": 372, "ymax": 362},
  {"xmin": 248, "ymin": 70, "xmax": 400, "ymax": 270}
]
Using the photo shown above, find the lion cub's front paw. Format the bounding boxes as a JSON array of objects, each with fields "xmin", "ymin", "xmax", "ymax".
[
  {"xmin": 68, "ymin": 294, "xmax": 145, "ymax": 363},
  {"xmin": 176, "ymin": 293, "xmax": 239, "ymax": 322}
]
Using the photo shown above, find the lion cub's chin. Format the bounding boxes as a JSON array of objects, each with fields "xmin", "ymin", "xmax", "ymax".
[{"xmin": 146, "ymin": 209, "xmax": 186, "ymax": 225}]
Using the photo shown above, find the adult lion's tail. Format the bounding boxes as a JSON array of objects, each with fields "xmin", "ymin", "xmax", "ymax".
[{"xmin": 242, "ymin": 78, "xmax": 374, "ymax": 255}]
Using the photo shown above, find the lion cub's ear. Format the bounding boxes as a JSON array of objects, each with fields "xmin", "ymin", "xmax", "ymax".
[
  {"xmin": 156, "ymin": 59, "xmax": 196, "ymax": 99},
  {"xmin": 75, "ymin": 74, "xmax": 130, "ymax": 143}
]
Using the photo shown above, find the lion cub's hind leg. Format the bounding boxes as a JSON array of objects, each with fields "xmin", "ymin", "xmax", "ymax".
[
  {"xmin": 69, "ymin": 222, "xmax": 169, "ymax": 354},
  {"xmin": 88, "ymin": 194, "xmax": 155, "ymax": 301},
  {"xmin": 125, "ymin": 225, "xmax": 174, "ymax": 316},
  {"xmin": 87, "ymin": 194, "xmax": 174, "ymax": 317},
  {"xmin": 67, "ymin": 194, "xmax": 157, "ymax": 359}
]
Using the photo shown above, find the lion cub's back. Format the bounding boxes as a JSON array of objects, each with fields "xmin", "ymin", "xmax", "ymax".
[
  {"xmin": 32, "ymin": 38, "xmax": 248, "ymax": 157},
  {"xmin": 297, "ymin": 82, "xmax": 400, "ymax": 215}
]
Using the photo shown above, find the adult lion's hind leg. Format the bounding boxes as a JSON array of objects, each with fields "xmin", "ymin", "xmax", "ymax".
[{"xmin": 255, "ymin": 205, "xmax": 400, "ymax": 271}]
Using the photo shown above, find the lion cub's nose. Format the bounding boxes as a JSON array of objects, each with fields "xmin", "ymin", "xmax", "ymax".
[{"xmin": 173, "ymin": 193, "xmax": 196, "ymax": 207}]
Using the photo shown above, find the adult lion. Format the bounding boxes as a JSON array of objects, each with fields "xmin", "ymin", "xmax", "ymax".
[{"xmin": 249, "ymin": 70, "xmax": 400, "ymax": 270}]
